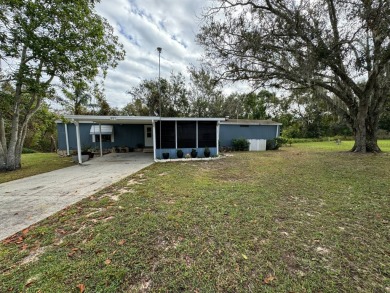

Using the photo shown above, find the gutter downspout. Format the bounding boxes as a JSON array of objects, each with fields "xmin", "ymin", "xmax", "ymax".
[
  {"xmin": 74, "ymin": 121, "xmax": 82, "ymax": 164},
  {"xmin": 64, "ymin": 123, "xmax": 70, "ymax": 156}
]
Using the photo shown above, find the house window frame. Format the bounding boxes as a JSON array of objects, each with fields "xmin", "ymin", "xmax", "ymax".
[{"xmin": 92, "ymin": 133, "xmax": 114, "ymax": 143}]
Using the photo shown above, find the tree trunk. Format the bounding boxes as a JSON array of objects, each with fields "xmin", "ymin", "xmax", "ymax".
[
  {"xmin": 6, "ymin": 112, "xmax": 20, "ymax": 170},
  {"xmin": 351, "ymin": 104, "xmax": 368, "ymax": 152},
  {"xmin": 366, "ymin": 112, "xmax": 381, "ymax": 153},
  {"xmin": 0, "ymin": 116, "xmax": 7, "ymax": 171},
  {"xmin": 350, "ymin": 106, "xmax": 381, "ymax": 153}
]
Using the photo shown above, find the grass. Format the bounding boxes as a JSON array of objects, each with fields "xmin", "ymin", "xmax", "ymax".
[
  {"xmin": 0, "ymin": 153, "xmax": 75, "ymax": 184},
  {"xmin": 0, "ymin": 142, "xmax": 389, "ymax": 292}
]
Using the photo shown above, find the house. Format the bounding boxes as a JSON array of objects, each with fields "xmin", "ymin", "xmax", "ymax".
[
  {"xmin": 56, "ymin": 115, "xmax": 281, "ymax": 163},
  {"xmin": 219, "ymin": 119, "xmax": 282, "ymax": 150}
]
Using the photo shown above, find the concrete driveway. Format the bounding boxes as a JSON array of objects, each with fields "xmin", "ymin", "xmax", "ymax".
[{"xmin": 0, "ymin": 152, "xmax": 154, "ymax": 241}]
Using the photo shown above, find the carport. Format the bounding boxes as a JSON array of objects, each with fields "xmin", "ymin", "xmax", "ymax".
[{"xmin": 64, "ymin": 115, "xmax": 157, "ymax": 164}]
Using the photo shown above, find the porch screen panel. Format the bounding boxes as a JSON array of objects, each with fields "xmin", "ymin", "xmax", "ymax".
[
  {"xmin": 198, "ymin": 121, "xmax": 217, "ymax": 147},
  {"xmin": 156, "ymin": 121, "xmax": 175, "ymax": 148},
  {"xmin": 177, "ymin": 121, "xmax": 196, "ymax": 148}
]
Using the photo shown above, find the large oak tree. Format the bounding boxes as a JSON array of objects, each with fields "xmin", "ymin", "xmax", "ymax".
[
  {"xmin": 197, "ymin": 0, "xmax": 390, "ymax": 152},
  {"xmin": 0, "ymin": 0, "xmax": 125, "ymax": 171}
]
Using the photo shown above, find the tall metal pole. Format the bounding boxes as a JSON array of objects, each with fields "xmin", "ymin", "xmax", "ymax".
[{"xmin": 157, "ymin": 47, "xmax": 162, "ymax": 153}]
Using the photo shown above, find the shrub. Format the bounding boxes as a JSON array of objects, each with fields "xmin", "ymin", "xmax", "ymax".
[
  {"xmin": 22, "ymin": 148, "xmax": 37, "ymax": 154},
  {"xmin": 232, "ymin": 138, "xmax": 250, "ymax": 151},
  {"xmin": 266, "ymin": 138, "xmax": 279, "ymax": 150},
  {"xmin": 267, "ymin": 136, "xmax": 290, "ymax": 150},
  {"xmin": 276, "ymin": 136, "xmax": 288, "ymax": 146}
]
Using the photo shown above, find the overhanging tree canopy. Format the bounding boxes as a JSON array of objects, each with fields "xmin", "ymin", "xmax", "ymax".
[
  {"xmin": 197, "ymin": 0, "xmax": 390, "ymax": 152},
  {"xmin": 0, "ymin": 0, "xmax": 125, "ymax": 171}
]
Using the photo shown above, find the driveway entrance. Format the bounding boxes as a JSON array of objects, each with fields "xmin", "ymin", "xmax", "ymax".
[{"xmin": 0, "ymin": 152, "xmax": 154, "ymax": 241}]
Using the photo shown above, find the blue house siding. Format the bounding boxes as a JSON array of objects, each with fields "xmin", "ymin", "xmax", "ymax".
[
  {"xmin": 219, "ymin": 124, "xmax": 279, "ymax": 148},
  {"xmin": 57, "ymin": 123, "xmax": 146, "ymax": 151}
]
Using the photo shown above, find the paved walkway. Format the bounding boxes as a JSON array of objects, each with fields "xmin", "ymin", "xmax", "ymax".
[{"xmin": 0, "ymin": 153, "xmax": 154, "ymax": 241}]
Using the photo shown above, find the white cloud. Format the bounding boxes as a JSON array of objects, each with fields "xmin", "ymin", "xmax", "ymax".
[{"xmin": 95, "ymin": 0, "xmax": 207, "ymax": 108}]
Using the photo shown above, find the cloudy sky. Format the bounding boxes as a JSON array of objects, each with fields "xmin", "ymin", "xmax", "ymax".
[{"xmin": 95, "ymin": 0, "xmax": 210, "ymax": 108}]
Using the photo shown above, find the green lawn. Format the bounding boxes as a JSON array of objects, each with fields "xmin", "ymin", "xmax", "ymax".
[
  {"xmin": 0, "ymin": 153, "xmax": 75, "ymax": 184},
  {"xmin": 292, "ymin": 139, "xmax": 390, "ymax": 152},
  {"xmin": 0, "ymin": 143, "xmax": 389, "ymax": 292}
]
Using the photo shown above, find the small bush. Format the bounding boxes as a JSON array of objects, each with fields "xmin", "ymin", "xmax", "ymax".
[
  {"xmin": 232, "ymin": 138, "xmax": 250, "ymax": 151},
  {"xmin": 267, "ymin": 136, "xmax": 291, "ymax": 150},
  {"xmin": 22, "ymin": 148, "xmax": 37, "ymax": 154},
  {"xmin": 276, "ymin": 136, "xmax": 288, "ymax": 146},
  {"xmin": 266, "ymin": 139, "xmax": 279, "ymax": 150}
]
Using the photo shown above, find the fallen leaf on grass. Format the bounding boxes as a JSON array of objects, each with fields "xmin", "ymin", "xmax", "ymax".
[
  {"xmin": 68, "ymin": 248, "xmax": 79, "ymax": 257},
  {"xmin": 104, "ymin": 259, "xmax": 111, "ymax": 265},
  {"xmin": 118, "ymin": 239, "xmax": 126, "ymax": 245},
  {"xmin": 21, "ymin": 244, "xmax": 28, "ymax": 251},
  {"xmin": 22, "ymin": 228, "xmax": 29, "ymax": 236},
  {"xmin": 263, "ymin": 274, "xmax": 276, "ymax": 284},
  {"xmin": 15, "ymin": 236, "xmax": 24, "ymax": 244},
  {"xmin": 76, "ymin": 283, "xmax": 85, "ymax": 292},
  {"xmin": 242, "ymin": 254, "xmax": 248, "ymax": 260},
  {"xmin": 57, "ymin": 229, "xmax": 67, "ymax": 235}
]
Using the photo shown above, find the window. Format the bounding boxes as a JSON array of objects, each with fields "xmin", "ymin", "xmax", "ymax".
[
  {"xmin": 156, "ymin": 121, "xmax": 175, "ymax": 148},
  {"xmin": 95, "ymin": 134, "xmax": 112, "ymax": 142},
  {"xmin": 198, "ymin": 121, "xmax": 216, "ymax": 147},
  {"xmin": 146, "ymin": 127, "xmax": 152, "ymax": 138},
  {"xmin": 177, "ymin": 121, "xmax": 196, "ymax": 148},
  {"xmin": 90, "ymin": 125, "xmax": 114, "ymax": 143}
]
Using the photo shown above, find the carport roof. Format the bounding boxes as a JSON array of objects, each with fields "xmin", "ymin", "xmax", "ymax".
[{"xmin": 61, "ymin": 115, "xmax": 225, "ymax": 124}]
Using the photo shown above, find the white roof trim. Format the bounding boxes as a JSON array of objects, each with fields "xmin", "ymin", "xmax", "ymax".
[
  {"xmin": 89, "ymin": 125, "xmax": 113, "ymax": 135},
  {"xmin": 160, "ymin": 117, "xmax": 224, "ymax": 122},
  {"xmin": 220, "ymin": 121, "xmax": 282, "ymax": 126},
  {"xmin": 60, "ymin": 115, "xmax": 225, "ymax": 123}
]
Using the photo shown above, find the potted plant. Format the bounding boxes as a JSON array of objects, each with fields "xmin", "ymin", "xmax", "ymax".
[
  {"xmin": 191, "ymin": 148, "xmax": 197, "ymax": 158},
  {"xmin": 203, "ymin": 147, "xmax": 211, "ymax": 158},
  {"xmin": 176, "ymin": 149, "xmax": 184, "ymax": 158},
  {"xmin": 162, "ymin": 152, "xmax": 170, "ymax": 159}
]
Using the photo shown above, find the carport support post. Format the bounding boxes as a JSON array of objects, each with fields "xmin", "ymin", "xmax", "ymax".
[
  {"xmin": 99, "ymin": 123, "xmax": 103, "ymax": 157},
  {"xmin": 74, "ymin": 121, "xmax": 82, "ymax": 164},
  {"xmin": 216, "ymin": 122, "xmax": 220, "ymax": 156},
  {"xmin": 64, "ymin": 123, "xmax": 70, "ymax": 156},
  {"xmin": 152, "ymin": 120, "xmax": 156, "ymax": 161}
]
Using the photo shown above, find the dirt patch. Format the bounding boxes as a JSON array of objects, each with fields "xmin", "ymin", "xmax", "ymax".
[
  {"xmin": 20, "ymin": 247, "xmax": 48, "ymax": 265},
  {"xmin": 282, "ymin": 253, "xmax": 306, "ymax": 277}
]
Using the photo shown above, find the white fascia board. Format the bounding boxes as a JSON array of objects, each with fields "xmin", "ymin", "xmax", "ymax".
[
  {"xmin": 63, "ymin": 115, "xmax": 225, "ymax": 123},
  {"xmin": 220, "ymin": 122, "xmax": 282, "ymax": 126},
  {"xmin": 160, "ymin": 117, "xmax": 225, "ymax": 122},
  {"xmin": 63, "ymin": 115, "xmax": 158, "ymax": 124}
]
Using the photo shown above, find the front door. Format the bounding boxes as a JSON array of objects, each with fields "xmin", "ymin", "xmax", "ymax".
[{"xmin": 144, "ymin": 125, "xmax": 153, "ymax": 147}]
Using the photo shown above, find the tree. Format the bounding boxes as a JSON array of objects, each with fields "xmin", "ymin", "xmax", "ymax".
[
  {"xmin": 198, "ymin": 0, "xmax": 390, "ymax": 152},
  {"xmin": 126, "ymin": 72, "xmax": 190, "ymax": 117},
  {"xmin": 188, "ymin": 67, "xmax": 225, "ymax": 117},
  {"xmin": 244, "ymin": 91, "xmax": 270, "ymax": 120},
  {"xmin": 61, "ymin": 80, "xmax": 93, "ymax": 115},
  {"xmin": 0, "ymin": 0, "xmax": 125, "ymax": 171},
  {"xmin": 24, "ymin": 103, "xmax": 58, "ymax": 152}
]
